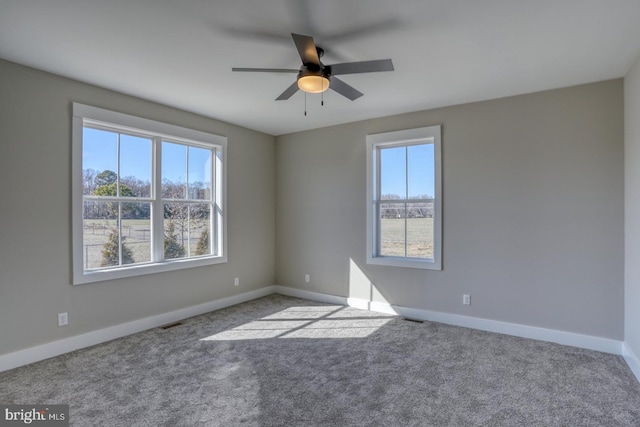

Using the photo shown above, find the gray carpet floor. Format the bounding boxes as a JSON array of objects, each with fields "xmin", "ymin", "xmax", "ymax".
[{"xmin": 1, "ymin": 294, "xmax": 639, "ymax": 426}]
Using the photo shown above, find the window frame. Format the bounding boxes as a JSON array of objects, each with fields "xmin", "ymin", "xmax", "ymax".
[
  {"xmin": 366, "ymin": 125, "xmax": 442, "ymax": 270},
  {"xmin": 72, "ymin": 103, "xmax": 227, "ymax": 285}
]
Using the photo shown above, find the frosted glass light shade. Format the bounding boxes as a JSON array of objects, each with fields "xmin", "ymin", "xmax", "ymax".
[{"xmin": 297, "ymin": 75, "xmax": 330, "ymax": 93}]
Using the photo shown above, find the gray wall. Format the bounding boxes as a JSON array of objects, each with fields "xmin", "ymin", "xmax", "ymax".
[
  {"xmin": 276, "ymin": 80, "xmax": 624, "ymax": 340},
  {"xmin": 0, "ymin": 59, "xmax": 276, "ymax": 356},
  {"xmin": 0, "ymin": 56, "xmax": 627, "ymax": 357},
  {"xmin": 625, "ymin": 57, "xmax": 640, "ymax": 355}
]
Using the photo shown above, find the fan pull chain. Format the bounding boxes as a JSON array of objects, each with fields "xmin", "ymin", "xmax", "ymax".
[
  {"xmin": 321, "ymin": 88, "xmax": 324, "ymax": 106},
  {"xmin": 304, "ymin": 92, "xmax": 307, "ymax": 116}
]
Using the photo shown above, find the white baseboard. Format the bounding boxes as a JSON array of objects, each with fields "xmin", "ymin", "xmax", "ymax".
[
  {"xmin": 276, "ymin": 289, "xmax": 623, "ymax": 356},
  {"xmin": 273, "ymin": 286, "xmax": 348, "ymax": 306},
  {"xmin": 0, "ymin": 286, "xmax": 276, "ymax": 372},
  {"xmin": 387, "ymin": 301, "xmax": 621, "ymax": 355},
  {"xmin": 623, "ymin": 342, "xmax": 640, "ymax": 383},
  {"xmin": 1, "ymin": 284, "xmax": 632, "ymax": 381}
]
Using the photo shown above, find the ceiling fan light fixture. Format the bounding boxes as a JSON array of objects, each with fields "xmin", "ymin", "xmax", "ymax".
[
  {"xmin": 297, "ymin": 74, "xmax": 330, "ymax": 94},
  {"xmin": 232, "ymin": 33, "xmax": 393, "ymax": 101}
]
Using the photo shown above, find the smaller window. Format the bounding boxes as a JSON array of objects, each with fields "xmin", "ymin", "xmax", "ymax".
[{"xmin": 366, "ymin": 126, "xmax": 442, "ymax": 270}]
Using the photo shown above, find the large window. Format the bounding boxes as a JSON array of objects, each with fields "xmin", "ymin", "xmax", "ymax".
[
  {"xmin": 366, "ymin": 126, "xmax": 442, "ymax": 270},
  {"xmin": 72, "ymin": 103, "xmax": 226, "ymax": 284}
]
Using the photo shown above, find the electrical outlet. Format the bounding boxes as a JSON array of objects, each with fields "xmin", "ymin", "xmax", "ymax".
[
  {"xmin": 234, "ymin": 277, "xmax": 239, "ymax": 287},
  {"xmin": 304, "ymin": 274, "xmax": 310, "ymax": 283},
  {"xmin": 463, "ymin": 294, "xmax": 471, "ymax": 305},
  {"xmin": 58, "ymin": 312, "xmax": 68, "ymax": 326}
]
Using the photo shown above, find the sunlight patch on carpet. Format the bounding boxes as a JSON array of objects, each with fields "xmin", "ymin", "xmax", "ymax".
[{"xmin": 200, "ymin": 306, "xmax": 395, "ymax": 341}]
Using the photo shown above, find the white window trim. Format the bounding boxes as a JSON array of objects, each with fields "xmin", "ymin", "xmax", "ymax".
[
  {"xmin": 72, "ymin": 103, "xmax": 227, "ymax": 285},
  {"xmin": 366, "ymin": 125, "xmax": 442, "ymax": 270}
]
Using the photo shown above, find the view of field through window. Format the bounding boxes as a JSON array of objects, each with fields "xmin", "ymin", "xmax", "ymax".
[
  {"xmin": 82, "ymin": 127, "xmax": 214, "ymax": 270},
  {"xmin": 378, "ymin": 143, "xmax": 435, "ymax": 259},
  {"xmin": 380, "ymin": 213, "xmax": 434, "ymax": 258}
]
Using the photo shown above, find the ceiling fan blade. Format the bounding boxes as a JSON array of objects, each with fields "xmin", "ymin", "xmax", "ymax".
[
  {"xmin": 232, "ymin": 67, "xmax": 299, "ymax": 73},
  {"xmin": 329, "ymin": 59, "xmax": 394, "ymax": 75},
  {"xmin": 329, "ymin": 77, "xmax": 363, "ymax": 101},
  {"xmin": 276, "ymin": 81, "xmax": 300, "ymax": 100},
  {"xmin": 291, "ymin": 33, "xmax": 319, "ymax": 65}
]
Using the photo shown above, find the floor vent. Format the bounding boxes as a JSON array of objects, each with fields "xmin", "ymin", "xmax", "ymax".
[
  {"xmin": 402, "ymin": 317, "xmax": 424, "ymax": 324},
  {"xmin": 159, "ymin": 322, "xmax": 183, "ymax": 330}
]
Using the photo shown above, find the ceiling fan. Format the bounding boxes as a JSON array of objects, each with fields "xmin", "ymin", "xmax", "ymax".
[{"xmin": 232, "ymin": 33, "xmax": 394, "ymax": 101}]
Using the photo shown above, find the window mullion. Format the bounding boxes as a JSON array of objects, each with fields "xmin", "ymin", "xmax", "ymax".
[
  {"xmin": 118, "ymin": 202, "xmax": 123, "ymax": 266},
  {"xmin": 404, "ymin": 146, "xmax": 408, "ymax": 258},
  {"xmin": 375, "ymin": 147, "xmax": 382, "ymax": 257},
  {"xmin": 186, "ymin": 205, "xmax": 191, "ymax": 257},
  {"xmin": 185, "ymin": 146, "xmax": 189, "ymax": 199},
  {"xmin": 212, "ymin": 148, "xmax": 217, "ymax": 255},
  {"xmin": 116, "ymin": 133, "xmax": 121, "ymax": 197},
  {"xmin": 152, "ymin": 138, "xmax": 164, "ymax": 262}
]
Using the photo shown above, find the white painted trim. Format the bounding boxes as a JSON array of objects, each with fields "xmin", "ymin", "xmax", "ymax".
[
  {"xmin": 73, "ymin": 103, "xmax": 228, "ymax": 146},
  {"xmin": 346, "ymin": 297, "xmax": 370, "ymax": 311},
  {"xmin": 344, "ymin": 294, "xmax": 622, "ymax": 355},
  {"xmin": 369, "ymin": 301, "xmax": 399, "ymax": 315},
  {"xmin": 273, "ymin": 286, "xmax": 348, "ymax": 306},
  {"xmin": 0, "ymin": 287, "xmax": 275, "ymax": 372},
  {"xmin": 394, "ymin": 304, "xmax": 621, "ymax": 355},
  {"xmin": 2, "ymin": 285, "xmax": 634, "ymax": 385},
  {"xmin": 623, "ymin": 342, "xmax": 640, "ymax": 383}
]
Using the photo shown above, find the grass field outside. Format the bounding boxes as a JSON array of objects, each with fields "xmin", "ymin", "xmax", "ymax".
[
  {"xmin": 83, "ymin": 219, "xmax": 207, "ymax": 269},
  {"xmin": 380, "ymin": 217, "xmax": 434, "ymax": 258}
]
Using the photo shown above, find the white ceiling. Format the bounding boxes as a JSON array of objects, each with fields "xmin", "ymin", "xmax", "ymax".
[{"xmin": 2, "ymin": 0, "xmax": 640, "ymax": 136}]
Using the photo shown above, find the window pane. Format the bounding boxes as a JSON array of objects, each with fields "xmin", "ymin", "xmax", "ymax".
[
  {"xmin": 408, "ymin": 143, "xmax": 434, "ymax": 199},
  {"xmin": 164, "ymin": 203, "xmax": 212, "ymax": 258},
  {"xmin": 121, "ymin": 202, "xmax": 151, "ymax": 265},
  {"xmin": 190, "ymin": 204, "xmax": 211, "ymax": 256},
  {"xmin": 83, "ymin": 201, "xmax": 116, "ymax": 270},
  {"xmin": 380, "ymin": 146, "xmax": 406, "ymax": 199},
  {"xmin": 162, "ymin": 142, "xmax": 187, "ymax": 199},
  {"xmin": 379, "ymin": 203, "xmax": 406, "ymax": 257},
  {"xmin": 83, "ymin": 201, "xmax": 150, "ymax": 269},
  {"xmin": 120, "ymin": 134, "xmax": 152, "ymax": 198},
  {"xmin": 188, "ymin": 147, "xmax": 212, "ymax": 200},
  {"xmin": 83, "ymin": 128, "xmax": 118, "ymax": 196},
  {"xmin": 164, "ymin": 203, "xmax": 188, "ymax": 259},
  {"xmin": 406, "ymin": 202, "xmax": 434, "ymax": 259}
]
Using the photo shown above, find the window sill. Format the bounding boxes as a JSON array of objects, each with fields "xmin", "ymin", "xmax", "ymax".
[
  {"xmin": 73, "ymin": 255, "xmax": 227, "ymax": 285},
  {"xmin": 366, "ymin": 255, "xmax": 441, "ymax": 271}
]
